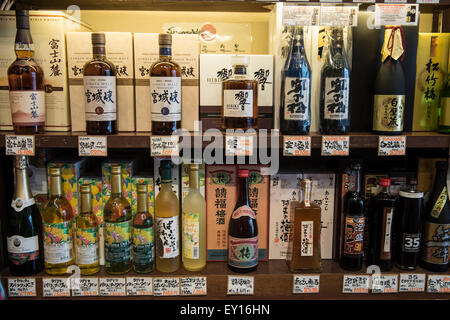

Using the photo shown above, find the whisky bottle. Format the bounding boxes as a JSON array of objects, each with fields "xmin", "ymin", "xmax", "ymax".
[
  {"xmin": 372, "ymin": 26, "xmax": 406, "ymax": 135},
  {"xmin": 42, "ymin": 167, "xmax": 76, "ymax": 275},
  {"xmin": 7, "ymin": 156, "xmax": 44, "ymax": 276},
  {"xmin": 103, "ymin": 165, "xmax": 132, "ymax": 274},
  {"xmin": 280, "ymin": 27, "xmax": 312, "ymax": 135},
  {"xmin": 83, "ymin": 33, "xmax": 117, "ymax": 135},
  {"xmin": 222, "ymin": 56, "xmax": 258, "ymax": 130},
  {"xmin": 75, "ymin": 184, "xmax": 100, "ymax": 275},
  {"xmin": 150, "ymin": 34, "xmax": 182, "ymax": 135},
  {"xmin": 286, "ymin": 178, "xmax": 321, "ymax": 271},
  {"xmin": 439, "ymin": 74, "xmax": 450, "ymax": 133},
  {"xmin": 8, "ymin": 10, "xmax": 45, "ymax": 134},
  {"xmin": 319, "ymin": 28, "xmax": 351, "ymax": 134}
]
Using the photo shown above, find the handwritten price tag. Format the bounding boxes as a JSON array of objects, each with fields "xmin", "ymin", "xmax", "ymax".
[
  {"xmin": 371, "ymin": 274, "xmax": 398, "ymax": 293},
  {"xmin": 227, "ymin": 276, "xmax": 254, "ymax": 295},
  {"xmin": 293, "ymin": 275, "xmax": 320, "ymax": 294},
  {"xmin": 378, "ymin": 136, "xmax": 406, "ymax": 156},
  {"xmin": 342, "ymin": 275, "xmax": 370, "ymax": 294},
  {"xmin": 8, "ymin": 278, "xmax": 36, "ymax": 297},
  {"xmin": 5, "ymin": 135, "xmax": 35, "ymax": 156},
  {"xmin": 126, "ymin": 277, "xmax": 153, "ymax": 296},
  {"xmin": 180, "ymin": 277, "xmax": 207, "ymax": 296},
  {"xmin": 283, "ymin": 136, "xmax": 311, "ymax": 156},
  {"xmin": 78, "ymin": 136, "xmax": 107, "ymax": 156},
  {"xmin": 427, "ymin": 275, "xmax": 450, "ymax": 293},
  {"xmin": 153, "ymin": 278, "xmax": 180, "ymax": 297},
  {"xmin": 322, "ymin": 136, "xmax": 349, "ymax": 156},
  {"xmin": 150, "ymin": 136, "xmax": 179, "ymax": 157},
  {"xmin": 43, "ymin": 278, "xmax": 71, "ymax": 297},
  {"xmin": 71, "ymin": 278, "xmax": 99, "ymax": 296},
  {"xmin": 399, "ymin": 274, "xmax": 425, "ymax": 293},
  {"xmin": 99, "ymin": 278, "xmax": 126, "ymax": 296},
  {"xmin": 225, "ymin": 134, "xmax": 254, "ymax": 157}
]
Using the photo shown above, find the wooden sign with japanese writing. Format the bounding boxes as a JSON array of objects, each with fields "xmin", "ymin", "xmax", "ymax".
[
  {"xmin": 153, "ymin": 278, "xmax": 180, "ymax": 297},
  {"xmin": 371, "ymin": 274, "xmax": 398, "ymax": 293},
  {"xmin": 150, "ymin": 135, "xmax": 180, "ymax": 157},
  {"xmin": 8, "ymin": 278, "xmax": 36, "ymax": 297},
  {"xmin": 321, "ymin": 136, "xmax": 349, "ymax": 156},
  {"xmin": 5, "ymin": 135, "xmax": 35, "ymax": 156},
  {"xmin": 293, "ymin": 275, "xmax": 320, "ymax": 294},
  {"xmin": 283, "ymin": 136, "xmax": 311, "ymax": 156},
  {"xmin": 180, "ymin": 277, "xmax": 207, "ymax": 296},
  {"xmin": 227, "ymin": 276, "xmax": 254, "ymax": 295},
  {"xmin": 342, "ymin": 275, "xmax": 370, "ymax": 293},
  {"xmin": 43, "ymin": 278, "xmax": 71, "ymax": 297},
  {"xmin": 78, "ymin": 136, "xmax": 108, "ymax": 156},
  {"xmin": 378, "ymin": 136, "xmax": 406, "ymax": 156}
]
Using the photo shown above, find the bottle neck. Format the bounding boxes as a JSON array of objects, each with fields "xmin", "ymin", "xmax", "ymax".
[
  {"xmin": 159, "ymin": 45, "xmax": 172, "ymax": 61},
  {"xmin": 380, "ymin": 185, "xmax": 390, "ymax": 194},
  {"xmin": 237, "ymin": 176, "xmax": 250, "ymax": 206},
  {"xmin": 189, "ymin": 169, "xmax": 199, "ymax": 190},
  {"xmin": 111, "ymin": 173, "xmax": 122, "ymax": 195},
  {"xmin": 14, "ymin": 167, "xmax": 33, "ymax": 201},
  {"xmin": 353, "ymin": 169, "xmax": 361, "ymax": 193},
  {"xmin": 80, "ymin": 192, "xmax": 92, "ymax": 214},
  {"xmin": 434, "ymin": 167, "xmax": 448, "ymax": 191},
  {"xmin": 382, "ymin": 26, "xmax": 405, "ymax": 63},
  {"xmin": 137, "ymin": 192, "xmax": 148, "ymax": 213},
  {"xmin": 302, "ymin": 181, "xmax": 312, "ymax": 207},
  {"xmin": 93, "ymin": 44, "xmax": 106, "ymax": 59},
  {"xmin": 15, "ymin": 28, "xmax": 34, "ymax": 59},
  {"xmin": 49, "ymin": 175, "xmax": 62, "ymax": 197}
]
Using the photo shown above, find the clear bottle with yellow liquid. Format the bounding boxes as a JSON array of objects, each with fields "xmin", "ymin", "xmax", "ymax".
[{"xmin": 42, "ymin": 167, "xmax": 75, "ymax": 275}]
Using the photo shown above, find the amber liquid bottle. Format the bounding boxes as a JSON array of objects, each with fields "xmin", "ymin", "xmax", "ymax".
[
  {"xmin": 8, "ymin": 10, "xmax": 45, "ymax": 134},
  {"xmin": 83, "ymin": 33, "xmax": 117, "ymax": 135},
  {"xmin": 150, "ymin": 34, "xmax": 182, "ymax": 135}
]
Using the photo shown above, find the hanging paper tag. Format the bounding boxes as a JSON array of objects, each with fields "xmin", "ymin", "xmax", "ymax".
[{"xmin": 375, "ymin": 4, "xmax": 419, "ymax": 26}]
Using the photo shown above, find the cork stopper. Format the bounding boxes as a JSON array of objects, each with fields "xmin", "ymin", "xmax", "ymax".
[
  {"xmin": 91, "ymin": 33, "xmax": 106, "ymax": 45},
  {"xmin": 49, "ymin": 167, "xmax": 61, "ymax": 176},
  {"xmin": 15, "ymin": 10, "xmax": 30, "ymax": 30},
  {"xmin": 80, "ymin": 184, "xmax": 91, "ymax": 194},
  {"xmin": 137, "ymin": 183, "xmax": 148, "ymax": 194},
  {"xmin": 159, "ymin": 34, "xmax": 172, "ymax": 46},
  {"xmin": 111, "ymin": 165, "xmax": 121, "ymax": 175},
  {"xmin": 14, "ymin": 156, "xmax": 27, "ymax": 170}
]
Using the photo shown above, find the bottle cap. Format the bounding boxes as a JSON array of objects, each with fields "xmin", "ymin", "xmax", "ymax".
[
  {"xmin": 159, "ymin": 34, "xmax": 172, "ymax": 46},
  {"xmin": 379, "ymin": 177, "xmax": 391, "ymax": 187},
  {"xmin": 136, "ymin": 183, "xmax": 148, "ymax": 194},
  {"xmin": 231, "ymin": 55, "xmax": 249, "ymax": 67},
  {"xmin": 15, "ymin": 10, "xmax": 30, "ymax": 30},
  {"xmin": 91, "ymin": 33, "xmax": 106, "ymax": 45},
  {"xmin": 159, "ymin": 160, "xmax": 173, "ymax": 180},
  {"xmin": 111, "ymin": 165, "xmax": 121, "ymax": 175},
  {"xmin": 436, "ymin": 161, "xmax": 448, "ymax": 169},
  {"xmin": 238, "ymin": 169, "xmax": 249, "ymax": 178},
  {"xmin": 80, "ymin": 184, "xmax": 91, "ymax": 194},
  {"xmin": 189, "ymin": 164, "xmax": 199, "ymax": 171},
  {"xmin": 49, "ymin": 167, "xmax": 61, "ymax": 176},
  {"xmin": 14, "ymin": 156, "xmax": 27, "ymax": 170},
  {"xmin": 408, "ymin": 177, "xmax": 418, "ymax": 185}
]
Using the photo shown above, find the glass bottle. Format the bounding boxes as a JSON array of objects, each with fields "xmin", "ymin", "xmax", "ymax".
[
  {"xmin": 83, "ymin": 32, "xmax": 117, "ymax": 135},
  {"xmin": 103, "ymin": 165, "xmax": 132, "ymax": 274},
  {"xmin": 280, "ymin": 26, "xmax": 311, "ymax": 135},
  {"xmin": 42, "ymin": 167, "xmax": 75, "ymax": 275},
  {"xmin": 75, "ymin": 184, "xmax": 100, "ymax": 275},
  {"xmin": 319, "ymin": 27, "xmax": 351, "ymax": 135},
  {"xmin": 8, "ymin": 10, "xmax": 45, "ymax": 134},
  {"xmin": 182, "ymin": 164, "xmax": 207, "ymax": 271},
  {"xmin": 438, "ymin": 74, "xmax": 450, "ymax": 133},
  {"xmin": 155, "ymin": 160, "xmax": 180, "ymax": 273},
  {"xmin": 228, "ymin": 169, "xmax": 258, "ymax": 273},
  {"xmin": 7, "ymin": 156, "xmax": 44, "ymax": 276},
  {"xmin": 133, "ymin": 183, "xmax": 155, "ymax": 273}
]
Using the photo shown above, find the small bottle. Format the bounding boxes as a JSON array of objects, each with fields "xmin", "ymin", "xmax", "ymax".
[
  {"xmin": 8, "ymin": 10, "xmax": 45, "ymax": 134},
  {"xmin": 103, "ymin": 165, "xmax": 132, "ymax": 274},
  {"xmin": 75, "ymin": 184, "xmax": 100, "ymax": 275},
  {"xmin": 228, "ymin": 169, "xmax": 258, "ymax": 273},
  {"xmin": 150, "ymin": 34, "xmax": 182, "ymax": 135},
  {"xmin": 438, "ymin": 74, "xmax": 450, "ymax": 133},
  {"xmin": 42, "ymin": 167, "xmax": 76, "ymax": 275},
  {"xmin": 222, "ymin": 57, "xmax": 258, "ymax": 130},
  {"xmin": 133, "ymin": 184, "xmax": 155, "ymax": 273},
  {"xmin": 286, "ymin": 178, "xmax": 321, "ymax": 271},
  {"xmin": 83, "ymin": 32, "xmax": 117, "ymax": 135}
]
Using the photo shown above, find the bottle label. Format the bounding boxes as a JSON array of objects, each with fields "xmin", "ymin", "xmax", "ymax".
[
  {"xmin": 228, "ymin": 236, "xmax": 258, "ymax": 268},
  {"xmin": 300, "ymin": 221, "xmax": 314, "ymax": 257},
  {"xmin": 10, "ymin": 197, "xmax": 35, "ymax": 212},
  {"xmin": 156, "ymin": 216, "xmax": 179, "ymax": 259},
  {"xmin": 421, "ymin": 222, "xmax": 450, "ymax": 265},
  {"xmin": 323, "ymin": 77, "xmax": 349, "ymax": 120},
  {"xmin": 182, "ymin": 212, "xmax": 200, "ymax": 260},
  {"xmin": 83, "ymin": 76, "xmax": 117, "ymax": 121},
  {"xmin": 402, "ymin": 233, "xmax": 421, "ymax": 253},
  {"xmin": 9, "ymin": 91, "xmax": 45, "ymax": 126},
  {"xmin": 75, "ymin": 227, "xmax": 99, "ymax": 266},
  {"xmin": 373, "ymin": 95, "xmax": 405, "ymax": 132},
  {"xmin": 343, "ymin": 216, "xmax": 365, "ymax": 255},
  {"xmin": 43, "ymin": 221, "xmax": 73, "ymax": 264},
  {"xmin": 439, "ymin": 97, "xmax": 450, "ymax": 126},
  {"xmin": 430, "ymin": 187, "xmax": 448, "ymax": 219},
  {"xmin": 231, "ymin": 205, "xmax": 256, "ymax": 220},
  {"xmin": 133, "ymin": 227, "xmax": 154, "ymax": 265},
  {"xmin": 105, "ymin": 221, "xmax": 131, "ymax": 264},
  {"xmin": 150, "ymin": 76, "xmax": 181, "ymax": 122},
  {"xmin": 7, "ymin": 235, "xmax": 39, "ymax": 266},
  {"xmin": 223, "ymin": 89, "xmax": 253, "ymax": 118},
  {"xmin": 381, "ymin": 207, "xmax": 394, "ymax": 258},
  {"xmin": 284, "ymin": 77, "xmax": 310, "ymax": 121}
]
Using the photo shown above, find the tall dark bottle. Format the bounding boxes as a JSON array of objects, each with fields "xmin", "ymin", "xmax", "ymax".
[
  {"xmin": 6, "ymin": 156, "xmax": 44, "ymax": 276},
  {"xmin": 367, "ymin": 178, "xmax": 396, "ymax": 271},
  {"xmin": 320, "ymin": 28, "xmax": 351, "ymax": 135},
  {"xmin": 372, "ymin": 26, "xmax": 406, "ymax": 135},
  {"xmin": 340, "ymin": 163, "xmax": 365, "ymax": 271},
  {"xmin": 280, "ymin": 26, "xmax": 311, "ymax": 135},
  {"xmin": 228, "ymin": 169, "xmax": 258, "ymax": 273},
  {"xmin": 420, "ymin": 161, "xmax": 450, "ymax": 272}
]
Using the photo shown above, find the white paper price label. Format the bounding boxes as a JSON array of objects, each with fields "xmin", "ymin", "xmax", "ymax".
[
  {"xmin": 71, "ymin": 278, "xmax": 99, "ymax": 296},
  {"xmin": 5, "ymin": 135, "xmax": 35, "ymax": 156},
  {"xmin": 283, "ymin": 136, "xmax": 311, "ymax": 156},
  {"xmin": 225, "ymin": 134, "xmax": 255, "ymax": 157},
  {"xmin": 180, "ymin": 277, "xmax": 207, "ymax": 296},
  {"xmin": 227, "ymin": 276, "xmax": 254, "ymax": 295},
  {"xmin": 150, "ymin": 136, "xmax": 179, "ymax": 157},
  {"xmin": 371, "ymin": 274, "xmax": 398, "ymax": 293},
  {"xmin": 378, "ymin": 136, "xmax": 406, "ymax": 156},
  {"xmin": 320, "ymin": 0, "xmax": 343, "ymax": 2},
  {"xmin": 99, "ymin": 278, "xmax": 126, "ymax": 296},
  {"xmin": 322, "ymin": 136, "xmax": 349, "ymax": 156},
  {"xmin": 427, "ymin": 275, "xmax": 450, "ymax": 293},
  {"xmin": 282, "ymin": 5, "xmax": 320, "ymax": 26},
  {"xmin": 8, "ymin": 278, "xmax": 36, "ymax": 297},
  {"xmin": 43, "ymin": 278, "xmax": 71, "ymax": 297},
  {"xmin": 126, "ymin": 277, "xmax": 153, "ymax": 296},
  {"xmin": 353, "ymin": 0, "xmax": 375, "ymax": 2},
  {"xmin": 399, "ymin": 274, "xmax": 426, "ymax": 293},
  {"xmin": 342, "ymin": 275, "xmax": 370, "ymax": 294},
  {"xmin": 375, "ymin": 4, "xmax": 419, "ymax": 26},
  {"xmin": 153, "ymin": 278, "xmax": 180, "ymax": 297},
  {"xmin": 293, "ymin": 275, "xmax": 320, "ymax": 294},
  {"xmin": 78, "ymin": 136, "xmax": 107, "ymax": 157},
  {"xmin": 416, "ymin": 0, "xmax": 439, "ymax": 3},
  {"xmin": 319, "ymin": 5, "xmax": 359, "ymax": 27},
  {"xmin": 384, "ymin": 0, "xmax": 407, "ymax": 3}
]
